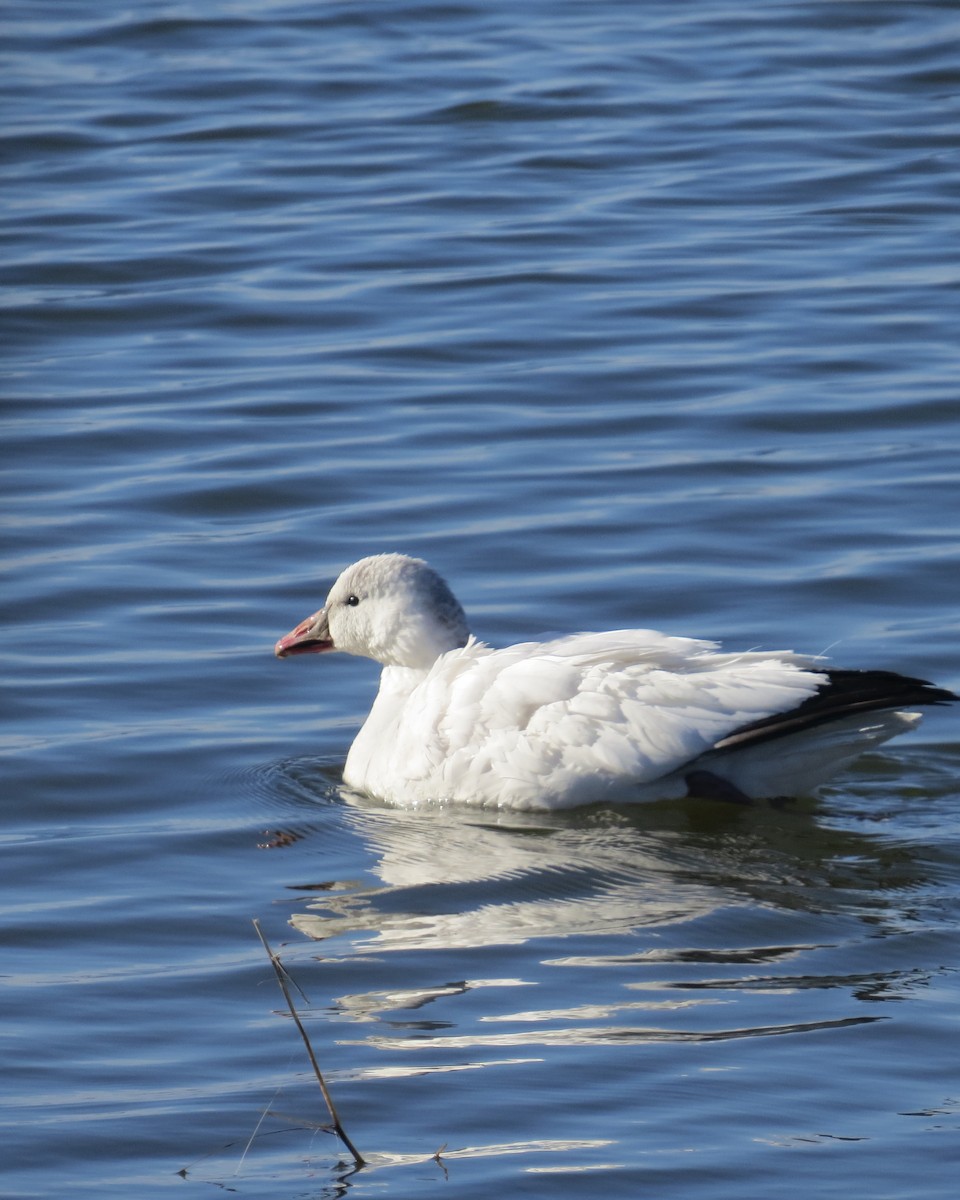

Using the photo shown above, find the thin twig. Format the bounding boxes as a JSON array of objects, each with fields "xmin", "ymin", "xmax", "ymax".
[{"xmin": 253, "ymin": 919, "xmax": 366, "ymax": 1167}]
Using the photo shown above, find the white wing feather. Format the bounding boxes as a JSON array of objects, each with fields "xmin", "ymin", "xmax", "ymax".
[{"xmin": 354, "ymin": 630, "xmax": 825, "ymax": 807}]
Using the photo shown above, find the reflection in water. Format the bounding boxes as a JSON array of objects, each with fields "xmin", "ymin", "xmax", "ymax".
[
  {"xmin": 272, "ymin": 759, "xmax": 928, "ymax": 957},
  {"xmin": 250, "ymin": 757, "xmax": 941, "ymax": 1057},
  {"xmin": 351, "ymin": 1013, "xmax": 883, "ymax": 1052},
  {"xmin": 229, "ymin": 754, "xmax": 958, "ymax": 1195}
]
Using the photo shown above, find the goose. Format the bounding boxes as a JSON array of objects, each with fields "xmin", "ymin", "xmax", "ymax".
[{"xmin": 275, "ymin": 553, "xmax": 955, "ymax": 809}]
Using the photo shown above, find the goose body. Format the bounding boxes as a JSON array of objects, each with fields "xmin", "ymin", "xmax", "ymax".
[{"xmin": 275, "ymin": 554, "xmax": 955, "ymax": 810}]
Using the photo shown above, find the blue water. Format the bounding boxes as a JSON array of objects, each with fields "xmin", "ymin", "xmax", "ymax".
[{"xmin": 3, "ymin": 2, "xmax": 959, "ymax": 1196}]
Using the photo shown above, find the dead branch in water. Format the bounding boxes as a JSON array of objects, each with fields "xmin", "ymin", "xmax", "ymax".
[{"xmin": 252, "ymin": 918, "xmax": 366, "ymax": 1168}]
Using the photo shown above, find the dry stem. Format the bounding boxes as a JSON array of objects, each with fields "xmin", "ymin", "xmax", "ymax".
[{"xmin": 253, "ymin": 918, "xmax": 365, "ymax": 1167}]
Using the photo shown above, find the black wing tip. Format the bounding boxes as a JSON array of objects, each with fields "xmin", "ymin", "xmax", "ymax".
[
  {"xmin": 713, "ymin": 667, "xmax": 956, "ymax": 755},
  {"xmin": 822, "ymin": 668, "xmax": 958, "ymax": 709}
]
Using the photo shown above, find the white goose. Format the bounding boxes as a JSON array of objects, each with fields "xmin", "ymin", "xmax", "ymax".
[{"xmin": 275, "ymin": 554, "xmax": 955, "ymax": 810}]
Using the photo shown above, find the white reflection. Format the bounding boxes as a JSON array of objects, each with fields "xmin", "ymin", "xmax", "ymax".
[
  {"xmin": 281, "ymin": 770, "xmax": 922, "ymax": 960},
  {"xmin": 290, "ymin": 793, "xmax": 730, "ymax": 952}
]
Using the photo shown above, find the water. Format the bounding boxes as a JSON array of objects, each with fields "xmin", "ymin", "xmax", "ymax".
[{"xmin": 2, "ymin": 1, "xmax": 959, "ymax": 1196}]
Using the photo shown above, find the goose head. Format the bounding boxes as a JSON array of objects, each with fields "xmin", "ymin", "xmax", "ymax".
[{"xmin": 275, "ymin": 553, "xmax": 470, "ymax": 671}]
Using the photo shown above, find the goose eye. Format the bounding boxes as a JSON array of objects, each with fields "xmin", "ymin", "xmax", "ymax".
[{"xmin": 346, "ymin": 594, "xmax": 360, "ymax": 607}]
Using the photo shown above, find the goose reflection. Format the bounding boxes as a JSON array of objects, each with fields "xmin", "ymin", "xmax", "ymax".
[{"xmin": 284, "ymin": 771, "xmax": 927, "ymax": 955}]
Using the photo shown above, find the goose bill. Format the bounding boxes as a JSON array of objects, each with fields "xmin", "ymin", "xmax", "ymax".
[{"xmin": 274, "ymin": 609, "xmax": 333, "ymax": 657}]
